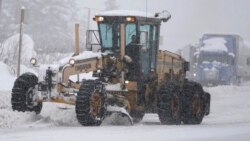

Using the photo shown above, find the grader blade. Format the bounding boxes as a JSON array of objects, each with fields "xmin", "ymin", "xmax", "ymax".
[{"xmin": 104, "ymin": 106, "xmax": 133, "ymax": 125}]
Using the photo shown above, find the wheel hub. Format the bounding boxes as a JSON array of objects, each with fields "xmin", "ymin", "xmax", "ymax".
[{"xmin": 90, "ymin": 91, "xmax": 102, "ymax": 118}]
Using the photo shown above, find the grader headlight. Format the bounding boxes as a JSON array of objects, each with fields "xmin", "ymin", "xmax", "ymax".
[
  {"xmin": 69, "ymin": 58, "xmax": 75, "ymax": 65},
  {"xmin": 95, "ymin": 16, "xmax": 104, "ymax": 22},
  {"xmin": 30, "ymin": 58, "xmax": 37, "ymax": 66},
  {"xmin": 126, "ymin": 16, "xmax": 135, "ymax": 22}
]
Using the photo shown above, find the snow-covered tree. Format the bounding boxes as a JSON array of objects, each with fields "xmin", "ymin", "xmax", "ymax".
[
  {"xmin": 0, "ymin": 0, "xmax": 90, "ymax": 74},
  {"xmin": 0, "ymin": 34, "xmax": 36, "ymax": 74},
  {"xmin": 104, "ymin": 0, "xmax": 119, "ymax": 10},
  {"xmin": 0, "ymin": 0, "xmax": 80, "ymax": 54}
]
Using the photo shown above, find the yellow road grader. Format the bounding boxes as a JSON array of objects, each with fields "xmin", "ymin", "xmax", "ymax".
[{"xmin": 11, "ymin": 10, "xmax": 210, "ymax": 126}]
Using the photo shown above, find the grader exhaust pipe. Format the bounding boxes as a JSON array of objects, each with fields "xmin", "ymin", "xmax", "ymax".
[{"xmin": 74, "ymin": 23, "xmax": 80, "ymax": 56}]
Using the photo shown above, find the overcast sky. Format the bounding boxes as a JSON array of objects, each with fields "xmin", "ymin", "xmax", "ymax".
[{"xmin": 78, "ymin": 0, "xmax": 250, "ymax": 52}]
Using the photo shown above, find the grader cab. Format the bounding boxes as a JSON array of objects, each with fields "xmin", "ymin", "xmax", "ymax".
[{"xmin": 11, "ymin": 10, "xmax": 210, "ymax": 126}]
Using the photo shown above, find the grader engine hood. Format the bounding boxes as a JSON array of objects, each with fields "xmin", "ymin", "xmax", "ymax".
[{"xmin": 59, "ymin": 51, "xmax": 104, "ymax": 85}]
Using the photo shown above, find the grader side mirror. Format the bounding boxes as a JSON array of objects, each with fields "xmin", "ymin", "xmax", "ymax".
[
  {"xmin": 86, "ymin": 30, "xmax": 101, "ymax": 51},
  {"xmin": 155, "ymin": 10, "xmax": 171, "ymax": 23}
]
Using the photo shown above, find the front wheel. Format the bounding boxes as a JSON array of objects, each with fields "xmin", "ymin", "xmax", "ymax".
[
  {"xmin": 75, "ymin": 80, "xmax": 107, "ymax": 126},
  {"xmin": 11, "ymin": 73, "xmax": 42, "ymax": 114}
]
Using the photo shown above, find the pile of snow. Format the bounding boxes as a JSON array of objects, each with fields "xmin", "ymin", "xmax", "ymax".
[
  {"xmin": 1, "ymin": 34, "xmax": 37, "ymax": 64},
  {"xmin": 0, "ymin": 61, "xmax": 37, "ymax": 91},
  {"xmin": 0, "ymin": 91, "xmax": 79, "ymax": 128},
  {"xmin": 201, "ymin": 37, "xmax": 228, "ymax": 52},
  {"xmin": 0, "ymin": 62, "xmax": 16, "ymax": 91},
  {"xmin": 0, "ymin": 90, "xmax": 39, "ymax": 128}
]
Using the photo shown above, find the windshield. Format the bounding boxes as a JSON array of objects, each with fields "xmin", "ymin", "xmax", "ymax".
[
  {"xmin": 99, "ymin": 23, "xmax": 120, "ymax": 49},
  {"xmin": 199, "ymin": 53, "xmax": 228, "ymax": 64}
]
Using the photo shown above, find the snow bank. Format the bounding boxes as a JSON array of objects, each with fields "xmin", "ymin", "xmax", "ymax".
[
  {"xmin": 201, "ymin": 37, "xmax": 228, "ymax": 52},
  {"xmin": 0, "ymin": 61, "xmax": 37, "ymax": 91},
  {"xmin": 0, "ymin": 62, "xmax": 16, "ymax": 91},
  {"xmin": 0, "ymin": 91, "xmax": 79, "ymax": 128},
  {"xmin": 0, "ymin": 91, "xmax": 40, "ymax": 128}
]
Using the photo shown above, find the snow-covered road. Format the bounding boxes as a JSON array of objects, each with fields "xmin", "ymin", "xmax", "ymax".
[
  {"xmin": 1, "ymin": 83, "xmax": 250, "ymax": 141},
  {"xmin": 1, "ymin": 120, "xmax": 250, "ymax": 141}
]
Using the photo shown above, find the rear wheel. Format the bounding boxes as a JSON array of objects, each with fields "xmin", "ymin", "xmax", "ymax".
[
  {"xmin": 76, "ymin": 80, "xmax": 107, "ymax": 126},
  {"xmin": 182, "ymin": 81, "xmax": 205, "ymax": 124},
  {"xmin": 157, "ymin": 81, "xmax": 182, "ymax": 125},
  {"xmin": 11, "ymin": 73, "xmax": 42, "ymax": 114}
]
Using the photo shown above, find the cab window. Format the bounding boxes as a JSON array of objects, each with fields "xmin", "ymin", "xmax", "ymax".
[{"xmin": 125, "ymin": 24, "xmax": 136, "ymax": 46}]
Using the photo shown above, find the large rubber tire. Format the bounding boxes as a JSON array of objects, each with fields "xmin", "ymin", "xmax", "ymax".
[
  {"xmin": 182, "ymin": 81, "xmax": 205, "ymax": 124},
  {"xmin": 11, "ymin": 72, "xmax": 42, "ymax": 114},
  {"xmin": 75, "ymin": 80, "xmax": 107, "ymax": 126},
  {"xmin": 157, "ymin": 81, "xmax": 182, "ymax": 125}
]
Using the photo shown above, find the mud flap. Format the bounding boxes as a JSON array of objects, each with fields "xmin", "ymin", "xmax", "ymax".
[
  {"xmin": 204, "ymin": 92, "xmax": 211, "ymax": 115},
  {"xmin": 103, "ymin": 105, "xmax": 133, "ymax": 125}
]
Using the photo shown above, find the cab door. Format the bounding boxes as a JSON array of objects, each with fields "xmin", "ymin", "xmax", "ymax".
[{"xmin": 139, "ymin": 24, "xmax": 158, "ymax": 76}]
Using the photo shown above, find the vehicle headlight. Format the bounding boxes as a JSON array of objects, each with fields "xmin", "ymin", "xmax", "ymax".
[
  {"xmin": 69, "ymin": 58, "xmax": 75, "ymax": 65},
  {"xmin": 193, "ymin": 73, "xmax": 197, "ymax": 77},
  {"xmin": 125, "ymin": 80, "xmax": 129, "ymax": 84},
  {"xmin": 95, "ymin": 16, "xmax": 104, "ymax": 22},
  {"xmin": 126, "ymin": 16, "xmax": 135, "ymax": 22},
  {"xmin": 30, "ymin": 58, "xmax": 37, "ymax": 65}
]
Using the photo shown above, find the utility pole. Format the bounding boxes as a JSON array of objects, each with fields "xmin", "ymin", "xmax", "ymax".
[
  {"xmin": 87, "ymin": 8, "xmax": 91, "ymax": 30},
  {"xmin": 17, "ymin": 7, "xmax": 25, "ymax": 77},
  {"xmin": 83, "ymin": 7, "xmax": 91, "ymax": 30}
]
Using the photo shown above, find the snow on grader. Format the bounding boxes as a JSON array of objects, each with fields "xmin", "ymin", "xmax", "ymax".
[{"xmin": 11, "ymin": 10, "xmax": 210, "ymax": 126}]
